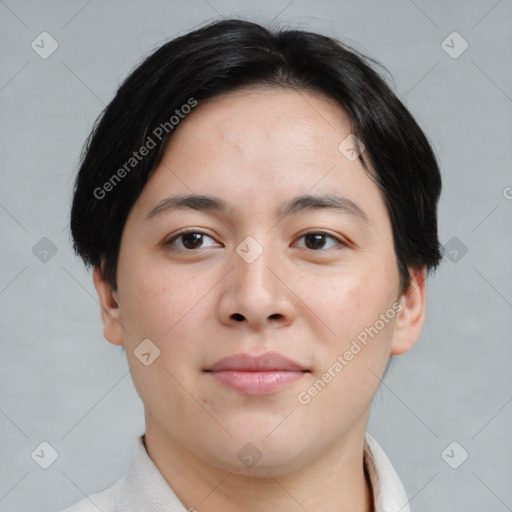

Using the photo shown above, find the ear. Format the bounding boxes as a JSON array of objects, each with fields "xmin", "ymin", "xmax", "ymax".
[
  {"xmin": 93, "ymin": 265, "xmax": 124, "ymax": 346},
  {"xmin": 390, "ymin": 266, "xmax": 427, "ymax": 356}
]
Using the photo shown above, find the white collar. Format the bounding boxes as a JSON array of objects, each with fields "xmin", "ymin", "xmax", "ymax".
[{"xmin": 364, "ymin": 432, "xmax": 411, "ymax": 512}]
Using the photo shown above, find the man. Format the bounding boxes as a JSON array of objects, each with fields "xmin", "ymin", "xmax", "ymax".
[{"xmin": 65, "ymin": 18, "xmax": 442, "ymax": 512}]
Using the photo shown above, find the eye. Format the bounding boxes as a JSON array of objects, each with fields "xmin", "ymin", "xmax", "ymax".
[
  {"xmin": 164, "ymin": 230, "xmax": 219, "ymax": 250},
  {"xmin": 164, "ymin": 229, "xmax": 346, "ymax": 252},
  {"xmin": 294, "ymin": 231, "xmax": 346, "ymax": 251}
]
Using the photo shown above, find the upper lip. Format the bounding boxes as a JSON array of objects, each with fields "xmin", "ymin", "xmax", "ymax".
[{"xmin": 204, "ymin": 351, "xmax": 309, "ymax": 372}]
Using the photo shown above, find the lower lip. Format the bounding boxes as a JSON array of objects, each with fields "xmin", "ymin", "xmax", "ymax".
[{"xmin": 207, "ymin": 370, "xmax": 306, "ymax": 395}]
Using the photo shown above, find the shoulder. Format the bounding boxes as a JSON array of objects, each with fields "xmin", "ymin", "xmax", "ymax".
[{"xmin": 59, "ymin": 435, "xmax": 149, "ymax": 512}]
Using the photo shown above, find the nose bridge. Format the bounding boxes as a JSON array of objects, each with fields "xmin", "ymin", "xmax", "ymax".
[
  {"xmin": 234, "ymin": 233, "xmax": 278, "ymax": 297},
  {"xmin": 218, "ymin": 231, "xmax": 295, "ymax": 328}
]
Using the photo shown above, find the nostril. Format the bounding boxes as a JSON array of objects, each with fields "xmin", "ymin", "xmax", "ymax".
[{"xmin": 232, "ymin": 313, "xmax": 244, "ymax": 322}]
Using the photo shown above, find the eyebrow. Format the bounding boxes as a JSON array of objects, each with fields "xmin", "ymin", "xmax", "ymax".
[{"xmin": 145, "ymin": 193, "xmax": 370, "ymax": 224}]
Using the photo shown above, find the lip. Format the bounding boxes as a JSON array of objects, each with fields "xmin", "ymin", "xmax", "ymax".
[
  {"xmin": 204, "ymin": 352, "xmax": 310, "ymax": 395},
  {"xmin": 205, "ymin": 351, "xmax": 308, "ymax": 372}
]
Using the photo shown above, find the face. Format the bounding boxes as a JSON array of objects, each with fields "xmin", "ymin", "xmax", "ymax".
[{"xmin": 94, "ymin": 87, "xmax": 426, "ymax": 477}]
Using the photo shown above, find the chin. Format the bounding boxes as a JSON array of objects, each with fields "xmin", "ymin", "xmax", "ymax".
[
  {"xmin": 199, "ymin": 431, "xmax": 308, "ymax": 478},
  {"xmin": 209, "ymin": 447, "xmax": 304, "ymax": 478}
]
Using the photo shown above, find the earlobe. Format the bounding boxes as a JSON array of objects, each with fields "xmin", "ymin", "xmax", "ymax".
[
  {"xmin": 390, "ymin": 267, "xmax": 427, "ymax": 356},
  {"xmin": 92, "ymin": 265, "xmax": 124, "ymax": 346}
]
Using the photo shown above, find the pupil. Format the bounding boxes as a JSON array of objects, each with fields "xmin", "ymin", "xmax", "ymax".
[
  {"xmin": 306, "ymin": 233, "xmax": 324, "ymax": 249},
  {"xmin": 183, "ymin": 233, "xmax": 202, "ymax": 249}
]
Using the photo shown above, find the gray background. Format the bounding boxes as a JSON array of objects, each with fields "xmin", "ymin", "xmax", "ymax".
[{"xmin": 1, "ymin": 0, "xmax": 511, "ymax": 511}]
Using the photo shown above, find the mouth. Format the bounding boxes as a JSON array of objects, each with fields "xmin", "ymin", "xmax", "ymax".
[{"xmin": 203, "ymin": 351, "xmax": 310, "ymax": 395}]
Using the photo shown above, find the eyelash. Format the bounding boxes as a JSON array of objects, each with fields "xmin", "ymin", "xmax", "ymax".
[{"xmin": 164, "ymin": 229, "xmax": 347, "ymax": 252}]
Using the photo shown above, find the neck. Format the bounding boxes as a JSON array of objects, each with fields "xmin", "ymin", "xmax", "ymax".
[{"xmin": 143, "ymin": 413, "xmax": 374, "ymax": 512}]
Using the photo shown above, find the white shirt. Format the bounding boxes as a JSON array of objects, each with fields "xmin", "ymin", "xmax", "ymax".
[{"xmin": 62, "ymin": 433, "xmax": 411, "ymax": 512}]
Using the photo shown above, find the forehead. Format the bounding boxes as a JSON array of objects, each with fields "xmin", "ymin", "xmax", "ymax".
[
  {"xmin": 128, "ymin": 86, "xmax": 386, "ymax": 227},
  {"xmin": 181, "ymin": 85, "xmax": 353, "ymax": 155}
]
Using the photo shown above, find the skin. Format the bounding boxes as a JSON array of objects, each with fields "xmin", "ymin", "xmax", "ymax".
[{"xmin": 93, "ymin": 86, "xmax": 426, "ymax": 512}]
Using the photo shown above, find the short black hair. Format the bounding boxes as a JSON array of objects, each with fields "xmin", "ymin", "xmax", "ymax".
[{"xmin": 70, "ymin": 18, "xmax": 442, "ymax": 296}]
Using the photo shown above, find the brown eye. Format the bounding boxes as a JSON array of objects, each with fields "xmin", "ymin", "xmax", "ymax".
[
  {"xmin": 304, "ymin": 233, "xmax": 326, "ymax": 250},
  {"xmin": 295, "ymin": 231, "xmax": 345, "ymax": 251},
  {"xmin": 165, "ymin": 230, "xmax": 218, "ymax": 250},
  {"xmin": 180, "ymin": 232, "xmax": 204, "ymax": 249}
]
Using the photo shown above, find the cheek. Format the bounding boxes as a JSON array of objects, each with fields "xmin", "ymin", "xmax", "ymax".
[
  {"xmin": 117, "ymin": 258, "xmax": 202, "ymax": 341},
  {"xmin": 296, "ymin": 276, "xmax": 397, "ymax": 422},
  {"xmin": 306, "ymin": 269, "xmax": 396, "ymax": 345},
  {"xmin": 116, "ymin": 258, "xmax": 215, "ymax": 388},
  {"xmin": 117, "ymin": 266, "xmax": 205, "ymax": 419}
]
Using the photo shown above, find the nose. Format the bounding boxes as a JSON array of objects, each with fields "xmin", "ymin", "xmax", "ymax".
[{"xmin": 216, "ymin": 239, "xmax": 296, "ymax": 332}]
